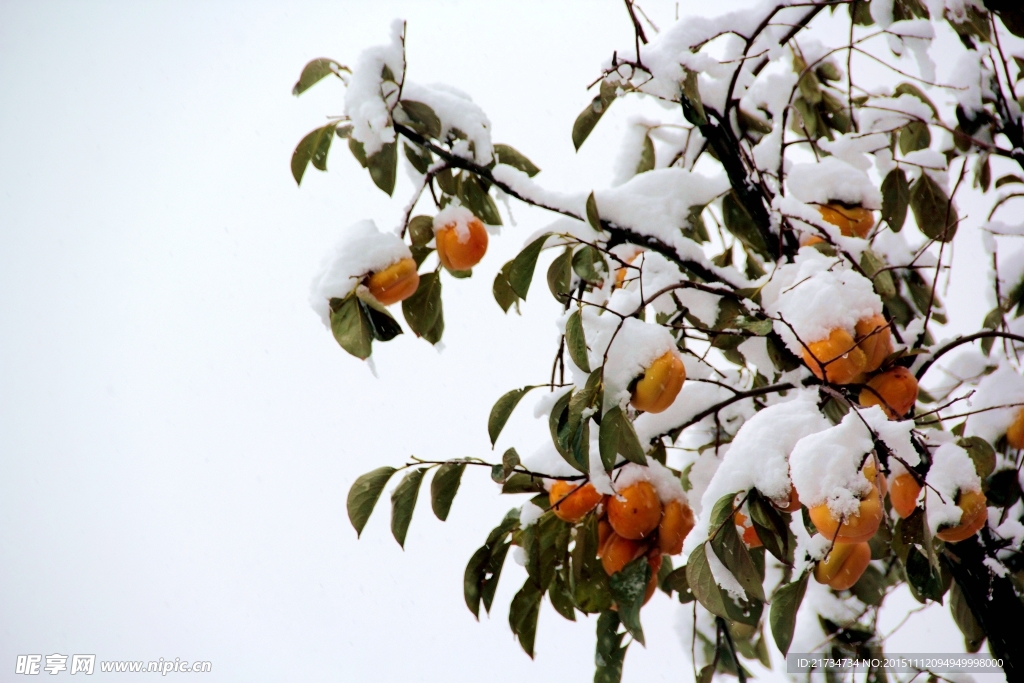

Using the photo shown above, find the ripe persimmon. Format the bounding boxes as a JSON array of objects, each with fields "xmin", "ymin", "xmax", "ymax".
[
  {"xmin": 607, "ymin": 481, "xmax": 663, "ymax": 540},
  {"xmin": 802, "ymin": 328, "xmax": 868, "ymax": 385},
  {"xmin": 860, "ymin": 367, "xmax": 918, "ymax": 419},
  {"xmin": 935, "ymin": 489, "xmax": 988, "ymax": 543},
  {"xmin": 1006, "ymin": 408, "xmax": 1024, "ymax": 449},
  {"xmin": 548, "ymin": 480, "xmax": 604, "ymax": 524},
  {"xmin": 643, "ymin": 551, "xmax": 663, "ymax": 605},
  {"xmin": 808, "ymin": 486, "xmax": 883, "ymax": 543},
  {"xmin": 813, "ymin": 541, "xmax": 872, "ymax": 590},
  {"xmin": 599, "ymin": 531, "xmax": 646, "ymax": 575},
  {"xmin": 630, "ymin": 351, "xmax": 686, "ymax": 413},
  {"xmin": 366, "ymin": 257, "xmax": 420, "ymax": 306},
  {"xmin": 889, "ymin": 472, "xmax": 921, "ymax": 518},
  {"xmin": 817, "ymin": 203, "xmax": 875, "ymax": 238},
  {"xmin": 862, "ymin": 461, "xmax": 887, "ymax": 498},
  {"xmin": 657, "ymin": 499, "xmax": 694, "ymax": 555},
  {"xmin": 855, "ymin": 314, "xmax": 893, "ymax": 373},
  {"xmin": 434, "ymin": 216, "xmax": 488, "ymax": 271},
  {"xmin": 613, "ymin": 249, "xmax": 644, "ymax": 289},
  {"xmin": 733, "ymin": 511, "xmax": 763, "ymax": 548}
]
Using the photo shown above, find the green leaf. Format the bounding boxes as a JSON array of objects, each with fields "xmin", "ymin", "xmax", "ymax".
[
  {"xmin": 403, "ymin": 142, "xmax": 432, "ymax": 174},
  {"xmin": 367, "ymin": 141, "xmax": 398, "ymax": 196},
  {"xmin": 458, "ymin": 174, "xmax": 502, "ymax": 226},
  {"xmin": 330, "ymin": 295, "xmax": 373, "ymax": 359},
  {"xmin": 860, "ymin": 249, "xmax": 897, "ymax": 299},
  {"xmin": 493, "ymin": 143, "xmax": 540, "ymax": 177},
  {"xmin": 488, "ymin": 386, "xmax": 539, "ymax": 446},
  {"xmin": 548, "ymin": 573, "xmax": 577, "ymax": 621},
  {"xmin": 686, "ymin": 543, "xmax": 728, "ymax": 618},
  {"xmin": 492, "ymin": 261, "xmax": 521, "ymax": 313},
  {"xmin": 904, "ymin": 545, "xmax": 947, "ymax": 602},
  {"xmin": 349, "ymin": 135, "xmax": 368, "ymax": 168},
  {"xmin": 769, "ymin": 573, "xmax": 808, "ymax": 656},
  {"xmin": 565, "ymin": 310, "xmax": 592, "ymax": 372},
  {"xmin": 509, "ymin": 234, "xmax": 550, "ymax": 299},
  {"xmin": 851, "ymin": 565, "xmax": 887, "ymax": 606},
  {"xmin": 663, "ymin": 566, "xmax": 696, "ymax": 602},
  {"xmin": 586, "ymin": 192, "xmax": 601, "ymax": 231},
  {"xmin": 399, "ymin": 100, "xmax": 442, "ymax": 139},
  {"xmin": 502, "ymin": 448, "xmax": 521, "ymax": 481},
  {"xmin": 708, "ymin": 497, "xmax": 766, "ymax": 602},
  {"xmin": 894, "ymin": 82, "xmax": 939, "ymax": 119},
  {"xmin": 910, "ymin": 173, "xmax": 959, "ymax": 242},
  {"xmin": 408, "ymin": 215, "xmax": 435, "ymax": 247},
  {"xmin": 899, "ymin": 121, "xmax": 931, "ymax": 155},
  {"xmin": 722, "ymin": 190, "xmax": 769, "ymax": 258},
  {"xmin": 402, "ymin": 271, "xmax": 443, "ymax": 343},
  {"xmin": 356, "ymin": 296, "xmax": 403, "ymax": 341},
  {"xmin": 995, "ymin": 174, "xmax": 1024, "ymax": 188},
  {"xmin": 548, "ymin": 389, "xmax": 574, "ymax": 457},
  {"xmin": 747, "ymin": 490, "xmax": 793, "ymax": 565},
  {"xmin": 599, "ymin": 405, "xmax": 646, "ymax": 470},
  {"xmin": 509, "ymin": 581, "xmax": 542, "ymax": 657},
  {"xmin": 465, "ymin": 509, "xmax": 519, "ymax": 617},
  {"xmin": 502, "ymin": 473, "xmax": 546, "ymax": 494},
  {"xmin": 635, "ymin": 133, "xmax": 655, "ymax": 175},
  {"xmin": 881, "ymin": 168, "xmax": 910, "ymax": 232},
  {"xmin": 572, "ymin": 80, "xmax": 616, "ymax": 150},
  {"xmin": 292, "ymin": 58, "xmax": 348, "ymax": 96},
  {"xmin": 464, "ymin": 545, "xmax": 490, "ymax": 619},
  {"xmin": 950, "ymin": 581, "xmax": 986, "ymax": 651},
  {"xmin": 547, "ymin": 247, "xmax": 574, "ymax": 302},
  {"xmin": 594, "ymin": 612, "xmax": 628, "ymax": 683},
  {"xmin": 572, "ymin": 245, "xmax": 607, "ymax": 285},
  {"xmin": 958, "ymin": 436, "xmax": 996, "ymax": 479},
  {"xmin": 346, "ymin": 466, "xmax": 397, "ymax": 537},
  {"xmin": 291, "ymin": 123, "xmax": 338, "ymax": 185},
  {"xmin": 390, "ymin": 468, "xmax": 426, "ymax": 548},
  {"xmin": 681, "ymin": 68, "xmax": 707, "ymax": 125},
  {"xmin": 609, "ymin": 556, "xmax": 650, "ymax": 646},
  {"xmin": 430, "ymin": 462, "xmax": 466, "ymax": 521}
]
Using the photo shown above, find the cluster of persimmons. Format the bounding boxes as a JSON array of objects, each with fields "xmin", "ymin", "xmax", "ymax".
[{"xmin": 368, "ymin": 204, "xmax": 992, "ymax": 597}]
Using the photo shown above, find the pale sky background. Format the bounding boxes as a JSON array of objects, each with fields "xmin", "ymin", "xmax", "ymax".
[{"xmin": 0, "ymin": 1, "xmax": 1007, "ymax": 681}]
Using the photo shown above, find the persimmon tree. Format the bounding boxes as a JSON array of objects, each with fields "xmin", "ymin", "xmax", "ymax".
[{"xmin": 292, "ymin": 1, "xmax": 1024, "ymax": 681}]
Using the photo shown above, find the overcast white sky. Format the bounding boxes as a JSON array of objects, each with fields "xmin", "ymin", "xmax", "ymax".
[{"xmin": 0, "ymin": 1, "xmax": 1006, "ymax": 681}]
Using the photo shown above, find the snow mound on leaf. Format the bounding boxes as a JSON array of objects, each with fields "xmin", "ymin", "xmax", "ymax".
[
  {"xmin": 344, "ymin": 20, "xmax": 405, "ymax": 157},
  {"xmin": 682, "ymin": 392, "xmax": 829, "ymax": 555},
  {"xmin": 964, "ymin": 366, "xmax": 1024, "ymax": 444},
  {"xmin": 309, "ymin": 220, "xmax": 412, "ymax": 327},
  {"xmin": 763, "ymin": 249, "xmax": 882, "ymax": 352}
]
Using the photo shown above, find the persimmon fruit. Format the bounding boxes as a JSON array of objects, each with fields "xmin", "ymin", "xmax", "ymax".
[
  {"xmin": 817, "ymin": 203, "xmax": 875, "ymax": 238},
  {"xmin": 860, "ymin": 367, "xmax": 918, "ymax": 419},
  {"xmin": 434, "ymin": 216, "xmax": 489, "ymax": 271},
  {"xmin": 607, "ymin": 481, "xmax": 663, "ymax": 540},
  {"xmin": 366, "ymin": 257, "xmax": 420, "ymax": 306},
  {"xmin": 549, "ymin": 480, "xmax": 604, "ymax": 524},
  {"xmin": 1006, "ymin": 408, "xmax": 1024, "ymax": 449},
  {"xmin": 855, "ymin": 314, "xmax": 893, "ymax": 373},
  {"xmin": 935, "ymin": 489, "xmax": 988, "ymax": 543},
  {"xmin": 630, "ymin": 351, "xmax": 686, "ymax": 413},
  {"xmin": 889, "ymin": 473, "xmax": 921, "ymax": 519},
  {"xmin": 802, "ymin": 328, "xmax": 868, "ymax": 385},
  {"xmin": 808, "ymin": 486, "xmax": 883, "ymax": 543},
  {"xmin": 814, "ymin": 541, "xmax": 872, "ymax": 590},
  {"xmin": 657, "ymin": 499, "xmax": 694, "ymax": 555}
]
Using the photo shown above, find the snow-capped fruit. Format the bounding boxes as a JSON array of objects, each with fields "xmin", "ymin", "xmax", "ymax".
[
  {"xmin": 548, "ymin": 481, "xmax": 604, "ymax": 524},
  {"xmin": 859, "ymin": 367, "xmax": 918, "ymax": 419},
  {"xmin": 657, "ymin": 499, "xmax": 694, "ymax": 555},
  {"xmin": 808, "ymin": 486, "xmax": 883, "ymax": 543},
  {"xmin": 630, "ymin": 351, "xmax": 686, "ymax": 413},
  {"xmin": 802, "ymin": 328, "xmax": 868, "ymax": 385},
  {"xmin": 855, "ymin": 314, "xmax": 893, "ymax": 373},
  {"xmin": 435, "ymin": 216, "xmax": 488, "ymax": 271},
  {"xmin": 817, "ymin": 203, "xmax": 875, "ymax": 238},
  {"xmin": 813, "ymin": 541, "xmax": 872, "ymax": 590},
  {"xmin": 607, "ymin": 481, "xmax": 663, "ymax": 540},
  {"xmin": 366, "ymin": 257, "xmax": 420, "ymax": 306},
  {"xmin": 772, "ymin": 487, "xmax": 802, "ymax": 513},
  {"xmin": 1006, "ymin": 408, "xmax": 1024, "ymax": 449},
  {"xmin": 889, "ymin": 473, "xmax": 921, "ymax": 519},
  {"xmin": 598, "ymin": 531, "xmax": 646, "ymax": 575},
  {"xmin": 935, "ymin": 489, "xmax": 988, "ymax": 543}
]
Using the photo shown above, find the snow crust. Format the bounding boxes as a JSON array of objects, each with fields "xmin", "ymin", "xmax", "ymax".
[
  {"xmin": 787, "ymin": 157, "xmax": 882, "ymax": 210},
  {"xmin": 613, "ymin": 460, "xmax": 687, "ymax": 504},
  {"xmin": 309, "ymin": 220, "xmax": 412, "ymax": 327},
  {"xmin": 964, "ymin": 366, "xmax": 1024, "ymax": 444},
  {"xmin": 344, "ymin": 20, "xmax": 405, "ymax": 157},
  {"xmin": 924, "ymin": 441, "xmax": 983, "ymax": 534}
]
